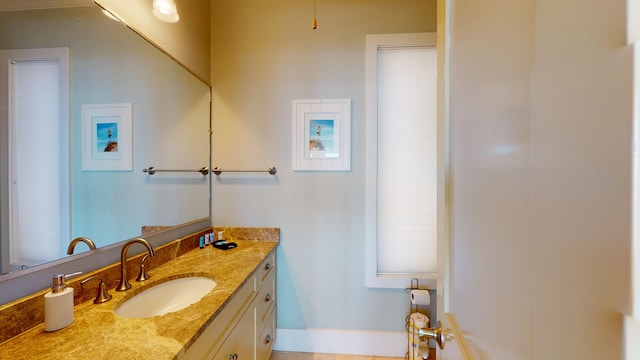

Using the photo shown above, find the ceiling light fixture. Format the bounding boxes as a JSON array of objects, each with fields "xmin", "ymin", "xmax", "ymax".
[{"xmin": 152, "ymin": 0, "xmax": 180, "ymax": 23}]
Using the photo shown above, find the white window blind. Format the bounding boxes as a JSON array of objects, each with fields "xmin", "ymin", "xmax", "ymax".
[
  {"xmin": 377, "ymin": 46, "xmax": 438, "ymax": 274},
  {"xmin": 366, "ymin": 33, "xmax": 438, "ymax": 288},
  {"xmin": 4, "ymin": 48, "xmax": 70, "ymax": 266}
]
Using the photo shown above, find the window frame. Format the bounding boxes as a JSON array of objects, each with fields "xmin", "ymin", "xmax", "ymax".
[
  {"xmin": 0, "ymin": 47, "xmax": 70, "ymax": 269},
  {"xmin": 365, "ymin": 32, "xmax": 440, "ymax": 289}
]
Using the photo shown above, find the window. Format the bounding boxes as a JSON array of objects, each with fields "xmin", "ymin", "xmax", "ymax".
[
  {"xmin": 0, "ymin": 48, "xmax": 70, "ymax": 269},
  {"xmin": 365, "ymin": 33, "xmax": 438, "ymax": 288}
]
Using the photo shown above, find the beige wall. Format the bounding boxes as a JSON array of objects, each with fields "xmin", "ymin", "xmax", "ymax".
[
  {"xmin": 210, "ymin": 0, "xmax": 435, "ymax": 337},
  {"xmin": 211, "ymin": 0, "xmax": 634, "ymax": 357}
]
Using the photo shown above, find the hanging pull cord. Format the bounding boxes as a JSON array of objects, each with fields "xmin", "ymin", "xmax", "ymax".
[{"xmin": 312, "ymin": 0, "xmax": 318, "ymax": 29}]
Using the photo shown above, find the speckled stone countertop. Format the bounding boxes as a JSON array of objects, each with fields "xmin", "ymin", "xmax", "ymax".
[{"xmin": 0, "ymin": 229, "xmax": 278, "ymax": 360}]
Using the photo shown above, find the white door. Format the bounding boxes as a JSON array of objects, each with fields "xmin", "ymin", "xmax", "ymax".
[
  {"xmin": 432, "ymin": 248, "xmax": 473, "ymax": 359},
  {"xmin": 432, "ymin": 0, "xmax": 472, "ymax": 356}
]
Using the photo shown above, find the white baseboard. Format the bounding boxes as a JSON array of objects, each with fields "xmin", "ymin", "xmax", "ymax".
[{"xmin": 273, "ymin": 328, "xmax": 407, "ymax": 357}]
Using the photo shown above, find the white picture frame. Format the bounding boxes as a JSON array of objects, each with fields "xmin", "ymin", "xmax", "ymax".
[
  {"xmin": 82, "ymin": 103, "xmax": 133, "ymax": 171},
  {"xmin": 292, "ymin": 98, "xmax": 351, "ymax": 171}
]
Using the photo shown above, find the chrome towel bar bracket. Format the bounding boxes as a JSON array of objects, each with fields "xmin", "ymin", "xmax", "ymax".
[
  {"xmin": 213, "ymin": 166, "xmax": 277, "ymax": 176},
  {"xmin": 143, "ymin": 166, "xmax": 209, "ymax": 175}
]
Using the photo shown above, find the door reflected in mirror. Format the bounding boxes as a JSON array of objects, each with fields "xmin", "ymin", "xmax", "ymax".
[{"xmin": 0, "ymin": 5, "xmax": 210, "ymax": 275}]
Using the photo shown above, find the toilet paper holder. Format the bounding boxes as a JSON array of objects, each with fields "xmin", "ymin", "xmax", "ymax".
[{"xmin": 406, "ymin": 279, "xmax": 459, "ymax": 352}]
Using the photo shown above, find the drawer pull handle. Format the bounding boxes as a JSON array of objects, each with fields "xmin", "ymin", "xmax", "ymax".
[
  {"xmin": 265, "ymin": 334, "xmax": 272, "ymax": 345},
  {"xmin": 265, "ymin": 293, "xmax": 272, "ymax": 303},
  {"xmin": 264, "ymin": 263, "xmax": 272, "ymax": 271},
  {"xmin": 229, "ymin": 354, "xmax": 238, "ymax": 360}
]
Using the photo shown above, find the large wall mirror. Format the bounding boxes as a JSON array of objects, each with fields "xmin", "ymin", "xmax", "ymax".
[{"xmin": 0, "ymin": 0, "xmax": 211, "ymax": 302}]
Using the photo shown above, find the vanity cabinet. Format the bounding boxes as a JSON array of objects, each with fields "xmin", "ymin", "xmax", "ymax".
[
  {"xmin": 257, "ymin": 254, "xmax": 276, "ymax": 360},
  {"xmin": 184, "ymin": 252, "xmax": 276, "ymax": 360},
  {"xmin": 211, "ymin": 306, "xmax": 255, "ymax": 360}
]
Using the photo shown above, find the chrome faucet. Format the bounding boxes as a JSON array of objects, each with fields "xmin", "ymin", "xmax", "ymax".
[
  {"xmin": 116, "ymin": 238, "xmax": 156, "ymax": 291},
  {"xmin": 66, "ymin": 237, "xmax": 96, "ymax": 254}
]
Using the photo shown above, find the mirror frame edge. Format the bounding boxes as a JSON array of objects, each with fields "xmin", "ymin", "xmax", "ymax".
[{"xmin": 92, "ymin": 0, "xmax": 212, "ymax": 87}]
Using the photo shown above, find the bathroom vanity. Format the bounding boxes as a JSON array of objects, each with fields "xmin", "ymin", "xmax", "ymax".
[
  {"xmin": 0, "ymin": 228, "xmax": 278, "ymax": 360},
  {"xmin": 184, "ymin": 251, "xmax": 276, "ymax": 359}
]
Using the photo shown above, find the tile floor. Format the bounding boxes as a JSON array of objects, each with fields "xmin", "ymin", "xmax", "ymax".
[
  {"xmin": 270, "ymin": 351, "xmax": 438, "ymax": 360},
  {"xmin": 270, "ymin": 351, "xmax": 404, "ymax": 360}
]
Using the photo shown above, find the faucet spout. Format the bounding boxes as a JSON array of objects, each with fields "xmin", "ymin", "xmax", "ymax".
[
  {"xmin": 116, "ymin": 238, "xmax": 155, "ymax": 291},
  {"xmin": 66, "ymin": 237, "xmax": 96, "ymax": 254}
]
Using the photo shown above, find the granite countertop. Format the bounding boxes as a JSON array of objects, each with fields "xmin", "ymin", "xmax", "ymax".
[{"xmin": 0, "ymin": 239, "xmax": 277, "ymax": 360}]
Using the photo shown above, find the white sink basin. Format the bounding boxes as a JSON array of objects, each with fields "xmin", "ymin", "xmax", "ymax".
[{"xmin": 115, "ymin": 277, "xmax": 217, "ymax": 318}]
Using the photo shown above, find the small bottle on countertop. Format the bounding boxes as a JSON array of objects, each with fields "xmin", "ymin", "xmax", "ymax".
[{"xmin": 44, "ymin": 272, "xmax": 80, "ymax": 332}]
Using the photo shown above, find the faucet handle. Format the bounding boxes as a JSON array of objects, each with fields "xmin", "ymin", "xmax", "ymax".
[
  {"xmin": 81, "ymin": 276, "xmax": 112, "ymax": 304},
  {"xmin": 136, "ymin": 254, "xmax": 151, "ymax": 282}
]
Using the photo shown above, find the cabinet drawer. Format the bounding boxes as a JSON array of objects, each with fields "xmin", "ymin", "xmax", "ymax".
[
  {"xmin": 258, "ymin": 269, "xmax": 276, "ymax": 326},
  {"xmin": 259, "ymin": 253, "xmax": 275, "ymax": 286},
  {"xmin": 257, "ymin": 309, "xmax": 276, "ymax": 360}
]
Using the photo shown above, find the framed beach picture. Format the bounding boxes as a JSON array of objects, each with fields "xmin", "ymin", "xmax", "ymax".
[
  {"xmin": 82, "ymin": 103, "xmax": 133, "ymax": 171},
  {"xmin": 292, "ymin": 98, "xmax": 351, "ymax": 171}
]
